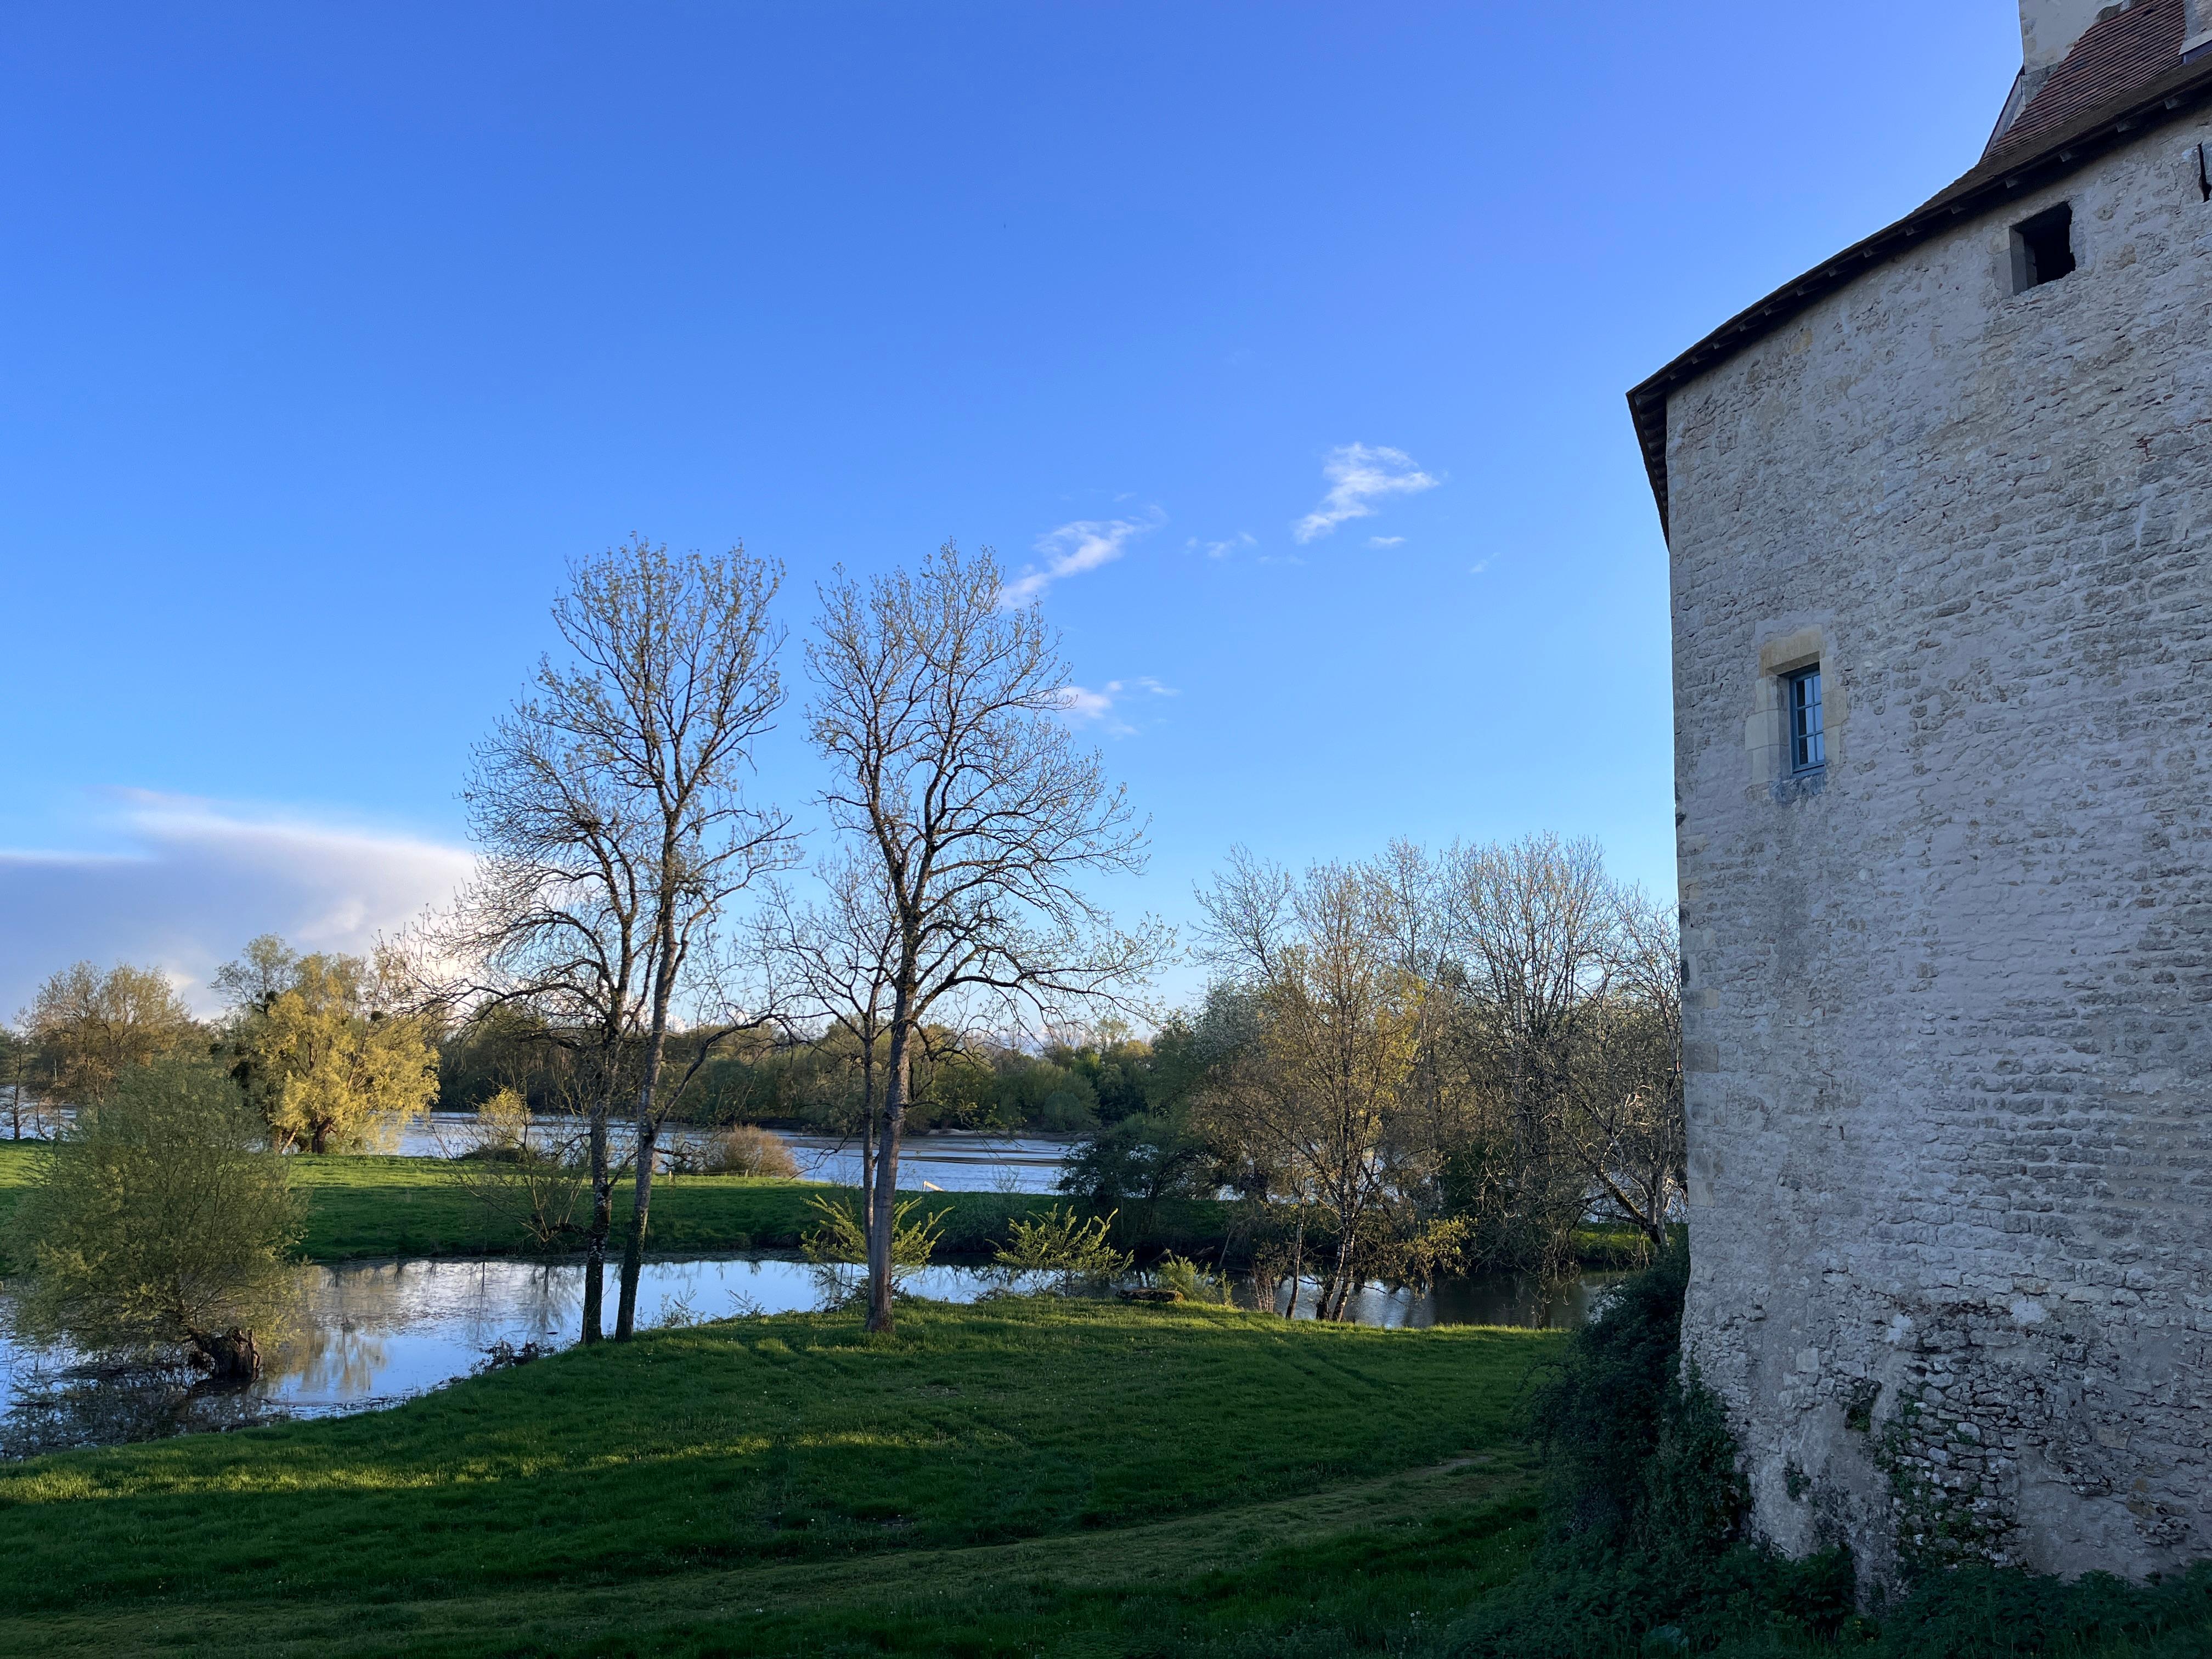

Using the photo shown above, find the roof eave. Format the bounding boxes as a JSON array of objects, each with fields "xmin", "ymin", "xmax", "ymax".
[{"xmin": 1626, "ymin": 52, "xmax": 2212, "ymax": 541}]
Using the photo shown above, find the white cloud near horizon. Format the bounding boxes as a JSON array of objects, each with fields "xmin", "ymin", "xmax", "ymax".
[
  {"xmin": 1001, "ymin": 509, "xmax": 1165, "ymax": 606},
  {"xmin": 0, "ymin": 794, "xmax": 476, "ymax": 1018},
  {"xmin": 1368, "ymin": 534, "xmax": 1405, "ymax": 549},
  {"xmin": 1293, "ymin": 443, "xmax": 1439, "ymax": 543},
  {"xmin": 1058, "ymin": 676, "xmax": 1177, "ymax": 738}
]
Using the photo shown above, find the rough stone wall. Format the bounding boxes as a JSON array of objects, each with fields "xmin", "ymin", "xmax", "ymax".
[{"xmin": 1667, "ymin": 112, "xmax": 2212, "ymax": 1584}]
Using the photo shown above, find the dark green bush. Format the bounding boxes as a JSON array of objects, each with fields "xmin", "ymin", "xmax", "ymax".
[
  {"xmin": 1449, "ymin": 1239, "xmax": 1852, "ymax": 1657},
  {"xmin": 1877, "ymin": 1562, "xmax": 2212, "ymax": 1659},
  {"xmin": 1524, "ymin": 1238, "xmax": 1719, "ymax": 1550}
]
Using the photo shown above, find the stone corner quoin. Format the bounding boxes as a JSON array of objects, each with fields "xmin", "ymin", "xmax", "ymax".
[{"xmin": 1641, "ymin": 0, "xmax": 2212, "ymax": 1588}]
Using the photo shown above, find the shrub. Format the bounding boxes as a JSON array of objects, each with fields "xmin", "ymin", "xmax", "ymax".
[
  {"xmin": 802, "ymin": 1193, "xmax": 945, "ymax": 1271},
  {"xmin": 1057, "ymin": 1111, "xmax": 1216, "ymax": 1207},
  {"xmin": 1152, "ymin": 1252, "xmax": 1232, "ymax": 1305},
  {"xmin": 441, "ymin": 1086, "xmax": 585, "ymax": 1249},
  {"xmin": 7, "ymin": 1058, "xmax": 302, "ymax": 1380},
  {"xmin": 1446, "ymin": 1239, "xmax": 1853, "ymax": 1657},
  {"xmin": 993, "ymin": 1205, "xmax": 1131, "ymax": 1284},
  {"xmin": 1877, "ymin": 1561, "xmax": 2212, "ymax": 1659},
  {"xmin": 698, "ymin": 1124, "xmax": 800, "ymax": 1178},
  {"xmin": 1523, "ymin": 1239, "xmax": 1739, "ymax": 1555}
]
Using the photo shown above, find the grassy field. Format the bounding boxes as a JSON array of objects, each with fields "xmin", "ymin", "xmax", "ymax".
[
  {"xmin": 0, "ymin": 1139, "xmax": 1237, "ymax": 1264},
  {"xmin": 0, "ymin": 1296, "xmax": 1551, "ymax": 1657},
  {"xmin": 0, "ymin": 1139, "xmax": 1653, "ymax": 1270}
]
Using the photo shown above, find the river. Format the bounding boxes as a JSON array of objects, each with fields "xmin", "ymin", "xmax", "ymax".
[
  {"xmin": 398, "ymin": 1116, "xmax": 1074, "ymax": 1194},
  {"xmin": 0, "ymin": 1252, "xmax": 1619, "ymax": 1460}
]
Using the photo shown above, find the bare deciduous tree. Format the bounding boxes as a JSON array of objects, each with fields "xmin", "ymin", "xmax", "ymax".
[
  {"xmin": 0, "ymin": 1025, "xmax": 58, "ymax": 1141},
  {"xmin": 1197, "ymin": 850, "xmax": 1429, "ymax": 1319},
  {"xmin": 755, "ymin": 853, "xmax": 900, "ymax": 1222},
  {"xmin": 1558, "ymin": 890, "xmax": 1683, "ymax": 1247},
  {"xmin": 808, "ymin": 542, "xmax": 1164, "ymax": 1333},
  {"xmin": 1189, "ymin": 834, "xmax": 1686, "ymax": 1301},
  {"xmin": 440, "ymin": 537, "xmax": 792, "ymax": 1341},
  {"xmin": 1444, "ymin": 834, "xmax": 1622, "ymax": 1273}
]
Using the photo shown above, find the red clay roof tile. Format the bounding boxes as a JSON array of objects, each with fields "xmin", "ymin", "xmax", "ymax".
[{"xmin": 1991, "ymin": 0, "xmax": 2186, "ymax": 156}]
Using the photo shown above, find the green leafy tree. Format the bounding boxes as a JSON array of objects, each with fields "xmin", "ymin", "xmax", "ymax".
[
  {"xmin": 219, "ymin": 936, "xmax": 439, "ymax": 1153},
  {"xmin": 20, "ymin": 961, "xmax": 200, "ymax": 1106},
  {"xmin": 8, "ymin": 1058, "xmax": 302, "ymax": 1380},
  {"xmin": 1057, "ymin": 1111, "xmax": 1216, "ymax": 1209}
]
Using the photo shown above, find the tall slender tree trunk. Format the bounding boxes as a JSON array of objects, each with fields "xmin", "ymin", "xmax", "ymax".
[
  {"xmin": 857, "ymin": 1040, "xmax": 877, "ymax": 1228},
  {"xmin": 1325, "ymin": 1178, "xmax": 1375, "ymax": 1322},
  {"xmin": 615, "ymin": 1030, "xmax": 670, "ymax": 1340},
  {"xmin": 581, "ymin": 1102, "xmax": 612, "ymax": 1343},
  {"xmin": 866, "ymin": 1010, "xmax": 911, "ymax": 1334},
  {"xmin": 615, "ymin": 1116, "xmax": 659, "ymax": 1337}
]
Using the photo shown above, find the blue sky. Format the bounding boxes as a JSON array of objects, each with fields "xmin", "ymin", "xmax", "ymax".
[{"xmin": 2, "ymin": 3, "xmax": 2020, "ymax": 1016}]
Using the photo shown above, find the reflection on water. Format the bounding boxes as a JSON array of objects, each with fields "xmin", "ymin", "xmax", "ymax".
[
  {"xmin": 1272, "ymin": 1269, "xmax": 1624, "ymax": 1329},
  {"xmin": 0, "ymin": 1253, "xmax": 1613, "ymax": 1459}
]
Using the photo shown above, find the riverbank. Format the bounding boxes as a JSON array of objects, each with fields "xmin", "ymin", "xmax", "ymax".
[
  {"xmin": 0, "ymin": 1296, "xmax": 1549, "ymax": 1656},
  {"xmin": 0, "ymin": 1141, "xmax": 1654, "ymax": 1271}
]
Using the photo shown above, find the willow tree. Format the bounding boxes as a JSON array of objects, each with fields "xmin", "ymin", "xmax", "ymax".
[
  {"xmin": 809, "ymin": 543, "xmax": 1161, "ymax": 1333},
  {"xmin": 445, "ymin": 538, "xmax": 791, "ymax": 1341},
  {"xmin": 20, "ymin": 961, "xmax": 200, "ymax": 1106},
  {"xmin": 8, "ymin": 1058, "xmax": 301, "ymax": 1380},
  {"xmin": 218, "ymin": 938, "xmax": 438, "ymax": 1153}
]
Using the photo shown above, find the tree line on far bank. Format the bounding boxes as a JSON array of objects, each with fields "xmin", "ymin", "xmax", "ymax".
[
  {"xmin": 4, "ymin": 941, "xmax": 438, "ymax": 1152},
  {"xmin": 0, "ymin": 956, "xmax": 1169, "ymax": 1143}
]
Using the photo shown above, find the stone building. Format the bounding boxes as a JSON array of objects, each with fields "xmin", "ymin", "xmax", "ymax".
[{"xmin": 1632, "ymin": 0, "xmax": 2212, "ymax": 1584}]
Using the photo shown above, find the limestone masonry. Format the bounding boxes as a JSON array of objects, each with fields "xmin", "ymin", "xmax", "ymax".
[{"xmin": 1637, "ymin": 0, "xmax": 2212, "ymax": 1584}]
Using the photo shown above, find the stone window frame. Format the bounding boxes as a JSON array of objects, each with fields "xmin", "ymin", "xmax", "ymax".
[{"xmin": 1747, "ymin": 626, "xmax": 1844, "ymax": 796}]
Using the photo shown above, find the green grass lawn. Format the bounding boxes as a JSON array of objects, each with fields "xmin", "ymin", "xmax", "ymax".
[
  {"xmin": 288, "ymin": 1154, "xmax": 1246, "ymax": 1263},
  {"xmin": 0, "ymin": 1139, "xmax": 1239, "ymax": 1265},
  {"xmin": 0, "ymin": 1296, "xmax": 1552, "ymax": 1657}
]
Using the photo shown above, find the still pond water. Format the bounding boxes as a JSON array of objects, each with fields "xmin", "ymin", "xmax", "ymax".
[{"xmin": 0, "ymin": 1254, "xmax": 1620, "ymax": 1460}]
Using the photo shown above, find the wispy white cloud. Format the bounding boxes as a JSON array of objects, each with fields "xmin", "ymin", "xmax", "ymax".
[
  {"xmin": 1468, "ymin": 558, "xmax": 1491, "ymax": 575},
  {"xmin": 0, "ymin": 793, "xmax": 475, "ymax": 1017},
  {"xmin": 1293, "ymin": 443, "xmax": 1439, "ymax": 544},
  {"xmin": 1368, "ymin": 535, "xmax": 1405, "ymax": 549},
  {"xmin": 1188, "ymin": 532, "xmax": 1257, "ymax": 560},
  {"xmin": 1001, "ymin": 509, "xmax": 1166, "ymax": 606},
  {"xmin": 1058, "ymin": 677, "xmax": 1178, "ymax": 737}
]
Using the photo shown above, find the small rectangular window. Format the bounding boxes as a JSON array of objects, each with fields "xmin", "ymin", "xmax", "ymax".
[
  {"xmin": 2011, "ymin": 203, "xmax": 2075, "ymax": 292},
  {"xmin": 1787, "ymin": 665, "xmax": 1825, "ymax": 774}
]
